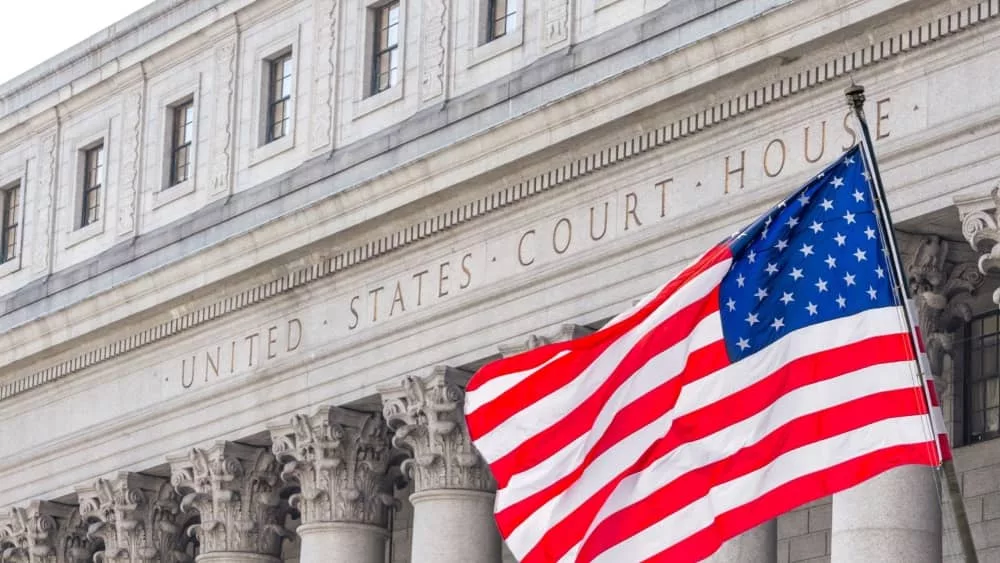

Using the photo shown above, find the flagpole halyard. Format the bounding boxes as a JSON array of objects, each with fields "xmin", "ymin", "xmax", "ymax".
[{"xmin": 844, "ymin": 83, "xmax": 980, "ymax": 563}]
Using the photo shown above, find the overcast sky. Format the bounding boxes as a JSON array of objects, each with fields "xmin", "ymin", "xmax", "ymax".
[{"xmin": 0, "ymin": 0, "xmax": 156, "ymax": 85}]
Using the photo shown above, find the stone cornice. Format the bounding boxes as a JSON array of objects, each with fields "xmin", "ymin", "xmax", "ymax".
[{"xmin": 0, "ymin": 0, "xmax": 997, "ymax": 405}]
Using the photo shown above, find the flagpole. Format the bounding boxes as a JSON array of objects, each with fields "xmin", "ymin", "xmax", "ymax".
[{"xmin": 844, "ymin": 83, "xmax": 979, "ymax": 563}]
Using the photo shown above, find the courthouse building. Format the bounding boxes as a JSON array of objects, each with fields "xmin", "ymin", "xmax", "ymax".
[{"xmin": 3, "ymin": 0, "xmax": 1000, "ymax": 561}]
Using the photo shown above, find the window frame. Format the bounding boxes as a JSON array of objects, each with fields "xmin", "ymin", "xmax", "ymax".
[
  {"xmin": 485, "ymin": 0, "xmax": 518, "ymax": 42},
  {"xmin": 265, "ymin": 52, "xmax": 294, "ymax": 144},
  {"xmin": 168, "ymin": 98, "xmax": 196, "ymax": 188},
  {"xmin": 0, "ymin": 182, "xmax": 20, "ymax": 265},
  {"xmin": 370, "ymin": 1, "xmax": 401, "ymax": 96},
  {"xmin": 964, "ymin": 309, "xmax": 1000, "ymax": 444},
  {"xmin": 80, "ymin": 143, "xmax": 104, "ymax": 228}
]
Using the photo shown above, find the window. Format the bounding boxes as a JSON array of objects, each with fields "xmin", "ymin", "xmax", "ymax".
[
  {"xmin": 371, "ymin": 2, "xmax": 400, "ymax": 95},
  {"xmin": 266, "ymin": 53, "xmax": 293, "ymax": 143},
  {"xmin": 169, "ymin": 100, "xmax": 195, "ymax": 187},
  {"xmin": 966, "ymin": 310, "xmax": 1000, "ymax": 442},
  {"xmin": 486, "ymin": 0, "xmax": 518, "ymax": 42},
  {"xmin": 0, "ymin": 183, "xmax": 19, "ymax": 264},
  {"xmin": 81, "ymin": 144, "xmax": 103, "ymax": 227}
]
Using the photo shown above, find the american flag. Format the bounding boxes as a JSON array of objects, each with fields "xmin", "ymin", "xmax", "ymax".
[{"xmin": 463, "ymin": 145, "xmax": 948, "ymax": 563}]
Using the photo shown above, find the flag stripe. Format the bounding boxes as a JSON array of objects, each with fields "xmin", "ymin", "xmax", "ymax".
[
  {"xmin": 512, "ymin": 332, "xmax": 915, "ymax": 562},
  {"xmin": 589, "ymin": 416, "xmax": 934, "ymax": 562}
]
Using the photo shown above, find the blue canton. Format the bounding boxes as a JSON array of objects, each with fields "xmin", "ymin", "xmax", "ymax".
[{"xmin": 720, "ymin": 145, "xmax": 897, "ymax": 360}]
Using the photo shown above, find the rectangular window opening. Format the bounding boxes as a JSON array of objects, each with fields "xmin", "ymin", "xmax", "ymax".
[
  {"xmin": 81, "ymin": 143, "xmax": 104, "ymax": 227},
  {"xmin": 0, "ymin": 183, "xmax": 19, "ymax": 264},
  {"xmin": 371, "ymin": 1, "xmax": 400, "ymax": 95},
  {"xmin": 266, "ymin": 53, "xmax": 294, "ymax": 143},
  {"xmin": 486, "ymin": 0, "xmax": 518, "ymax": 41},
  {"xmin": 966, "ymin": 310, "xmax": 1000, "ymax": 443},
  {"xmin": 169, "ymin": 100, "xmax": 195, "ymax": 187}
]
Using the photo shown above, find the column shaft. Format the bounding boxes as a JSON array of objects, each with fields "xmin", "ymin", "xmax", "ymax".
[
  {"xmin": 705, "ymin": 520, "xmax": 777, "ymax": 563},
  {"xmin": 297, "ymin": 522, "xmax": 387, "ymax": 563},
  {"xmin": 409, "ymin": 490, "xmax": 501, "ymax": 563},
  {"xmin": 831, "ymin": 466, "xmax": 941, "ymax": 562},
  {"xmin": 196, "ymin": 554, "xmax": 280, "ymax": 563}
]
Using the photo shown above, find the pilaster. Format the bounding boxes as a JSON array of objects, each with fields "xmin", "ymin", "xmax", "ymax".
[
  {"xmin": 0, "ymin": 501, "xmax": 95, "ymax": 563},
  {"xmin": 76, "ymin": 473, "xmax": 187, "ymax": 563},
  {"xmin": 168, "ymin": 442, "xmax": 288, "ymax": 561}
]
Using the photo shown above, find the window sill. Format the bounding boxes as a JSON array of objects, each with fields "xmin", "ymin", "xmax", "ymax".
[
  {"xmin": 65, "ymin": 219, "xmax": 104, "ymax": 249},
  {"xmin": 0, "ymin": 256, "xmax": 22, "ymax": 278},
  {"xmin": 153, "ymin": 178, "xmax": 196, "ymax": 209},
  {"xmin": 469, "ymin": 31, "xmax": 523, "ymax": 68},
  {"xmin": 355, "ymin": 82, "xmax": 403, "ymax": 119},
  {"xmin": 250, "ymin": 133, "xmax": 296, "ymax": 167}
]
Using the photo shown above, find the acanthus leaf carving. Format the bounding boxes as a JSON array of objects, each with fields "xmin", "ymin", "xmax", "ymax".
[
  {"xmin": 117, "ymin": 87, "xmax": 143, "ymax": 236},
  {"xmin": 269, "ymin": 406, "xmax": 396, "ymax": 526},
  {"xmin": 310, "ymin": 0, "xmax": 339, "ymax": 150},
  {"xmin": 76, "ymin": 474, "xmax": 188, "ymax": 563},
  {"xmin": 168, "ymin": 442, "xmax": 288, "ymax": 557},
  {"xmin": 210, "ymin": 39, "xmax": 237, "ymax": 197},
  {"xmin": 379, "ymin": 367, "xmax": 494, "ymax": 493},
  {"xmin": 419, "ymin": 0, "xmax": 448, "ymax": 101},
  {"xmin": 32, "ymin": 131, "xmax": 57, "ymax": 274}
]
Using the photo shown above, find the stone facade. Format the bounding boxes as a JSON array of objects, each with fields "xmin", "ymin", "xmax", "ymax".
[{"xmin": 2, "ymin": 0, "xmax": 1000, "ymax": 561}]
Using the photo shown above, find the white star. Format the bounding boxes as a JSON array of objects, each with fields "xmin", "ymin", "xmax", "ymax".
[
  {"xmin": 736, "ymin": 337, "xmax": 751, "ymax": 351},
  {"xmin": 755, "ymin": 287, "xmax": 768, "ymax": 301},
  {"xmin": 815, "ymin": 278, "xmax": 829, "ymax": 292},
  {"xmin": 817, "ymin": 172, "xmax": 825, "ymax": 179},
  {"xmin": 832, "ymin": 176, "xmax": 845, "ymax": 188},
  {"xmin": 809, "ymin": 220, "xmax": 824, "ymax": 234},
  {"xmin": 748, "ymin": 250, "xmax": 756, "ymax": 264},
  {"xmin": 746, "ymin": 312, "xmax": 759, "ymax": 326},
  {"xmin": 789, "ymin": 267, "xmax": 804, "ymax": 281},
  {"xmin": 780, "ymin": 292, "xmax": 795, "ymax": 305},
  {"xmin": 836, "ymin": 294, "xmax": 847, "ymax": 309},
  {"xmin": 862, "ymin": 170, "xmax": 871, "ymax": 181},
  {"xmin": 854, "ymin": 248, "xmax": 867, "ymax": 262},
  {"xmin": 864, "ymin": 226, "xmax": 877, "ymax": 240},
  {"xmin": 771, "ymin": 317, "xmax": 785, "ymax": 330},
  {"xmin": 825, "ymin": 255, "xmax": 837, "ymax": 269},
  {"xmin": 853, "ymin": 189, "xmax": 865, "ymax": 203},
  {"xmin": 834, "ymin": 233, "xmax": 847, "ymax": 246},
  {"xmin": 726, "ymin": 298, "xmax": 737, "ymax": 312},
  {"xmin": 798, "ymin": 193, "xmax": 811, "ymax": 206},
  {"xmin": 875, "ymin": 266, "xmax": 885, "ymax": 279},
  {"xmin": 867, "ymin": 286, "xmax": 878, "ymax": 300},
  {"xmin": 844, "ymin": 272, "xmax": 856, "ymax": 286},
  {"xmin": 778, "ymin": 201, "xmax": 787, "ymax": 208},
  {"xmin": 764, "ymin": 216, "xmax": 773, "ymax": 227},
  {"xmin": 760, "ymin": 229, "xmax": 768, "ymax": 241},
  {"xmin": 736, "ymin": 273, "xmax": 746, "ymax": 287},
  {"xmin": 800, "ymin": 243, "xmax": 815, "ymax": 257},
  {"xmin": 775, "ymin": 239, "xmax": 789, "ymax": 251},
  {"xmin": 806, "ymin": 302, "xmax": 818, "ymax": 316},
  {"xmin": 786, "ymin": 216, "xmax": 800, "ymax": 229},
  {"xmin": 844, "ymin": 211, "xmax": 857, "ymax": 224},
  {"xmin": 820, "ymin": 198, "xmax": 834, "ymax": 211},
  {"xmin": 846, "ymin": 156, "xmax": 855, "ymax": 165},
  {"xmin": 765, "ymin": 262, "xmax": 779, "ymax": 275}
]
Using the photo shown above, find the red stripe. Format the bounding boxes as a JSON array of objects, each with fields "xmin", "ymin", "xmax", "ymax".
[
  {"xmin": 642, "ymin": 442, "xmax": 937, "ymax": 563},
  {"xmin": 488, "ymin": 289, "xmax": 721, "ymax": 488},
  {"xmin": 515, "ymin": 333, "xmax": 914, "ymax": 562},
  {"xmin": 577, "ymin": 388, "xmax": 929, "ymax": 561},
  {"xmin": 926, "ymin": 378, "xmax": 939, "ymax": 407},
  {"xmin": 939, "ymin": 433, "xmax": 953, "ymax": 461},
  {"xmin": 465, "ymin": 245, "xmax": 731, "ymax": 394},
  {"xmin": 495, "ymin": 341, "xmax": 728, "ymax": 534}
]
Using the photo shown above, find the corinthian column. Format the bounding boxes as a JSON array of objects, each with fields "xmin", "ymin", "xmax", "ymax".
[
  {"xmin": 380, "ymin": 367, "xmax": 501, "ymax": 563},
  {"xmin": 169, "ymin": 442, "xmax": 289, "ymax": 563},
  {"xmin": 0, "ymin": 501, "xmax": 96, "ymax": 563},
  {"xmin": 269, "ymin": 406, "xmax": 395, "ymax": 563},
  {"xmin": 76, "ymin": 473, "xmax": 188, "ymax": 563}
]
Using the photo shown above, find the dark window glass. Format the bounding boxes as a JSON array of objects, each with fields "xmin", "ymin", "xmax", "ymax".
[
  {"xmin": 486, "ymin": 0, "xmax": 517, "ymax": 41},
  {"xmin": 1, "ymin": 184, "xmax": 19, "ymax": 263},
  {"xmin": 169, "ymin": 100, "xmax": 195, "ymax": 187},
  {"xmin": 966, "ymin": 311, "xmax": 1000, "ymax": 442},
  {"xmin": 266, "ymin": 53, "xmax": 294, "ymax": 143},
  {"xmin": 81, "ymin": 144, "xmax": 103, "ymax": 227},
  {"xmin": 371, "ymin": 2, "xmax": 400, "ymax": 95}
]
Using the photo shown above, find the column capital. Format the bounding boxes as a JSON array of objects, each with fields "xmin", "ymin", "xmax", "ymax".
[
  {"xmin": 0, "ymin": 500, "xmax": 94, "ymax": 563},
  {"xmin": 168, "ymin": 442, "xmax": 288, "ymax": 558},
  {"xmin": 269, "ymin": 406, "xmax": 396, "ymax": 526},
  {"xmin": 379, "ymin": 366, "xmax": 494, "ymax": 493},
  {"xmin": 76, "ymin": 473, "xmax": 187, "ymax": 563},
  {"xmin": 956, "ymin": 188, "xmax": 1000, "ymax": 305}
]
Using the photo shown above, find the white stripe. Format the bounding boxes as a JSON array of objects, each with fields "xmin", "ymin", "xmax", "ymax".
[
  {"xmin": 591, "ymin": 416, "xmax": 932, "ymax": 562},
  {"xmin": 465, "ymin": 350, "xmax": 570, "ymax": 415},
  {"xmin": 473, "ymin": 259, "xmax": 731, "ymax": 462},
  {"xmin": 501, "ymin": 307, "xmax": 910, "ymax": 559},
  {"xmin": 495, "ymin": 312, "xmax": 722, "ymax": 512},
  {"xmin": 589, "ymin": 360, "xmax": 921, "ymax": 527}
]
